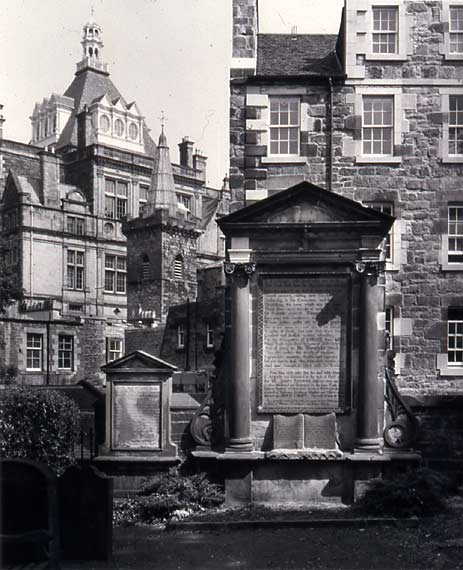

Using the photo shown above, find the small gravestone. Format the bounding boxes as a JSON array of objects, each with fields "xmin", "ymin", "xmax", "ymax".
[
  {"xmin": 304, "ymin": 413, "xmax": 338, "ymax": 449},
  {"xmin": 273, "ymin": 414, "xmax": 304, "ymax": 449},
  {"xmin": 59, "ymin": 465, "xmax": 113, "ymax": 561},
  {"xmin": 273, "ymin": 413, "xmax": 339, "ymax": 451},
  {"xmin": 98, "ymin": 350, "xmax": 178, "ymax": 462}
]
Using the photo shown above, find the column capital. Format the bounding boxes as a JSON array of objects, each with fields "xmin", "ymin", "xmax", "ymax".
[
  {"xmin": 354, "ymin": 260, "xmax": 385, "ymax": 277},
  {"xmin": 224, "ymin": 261, "xmax": 256, "ymax": 282}
]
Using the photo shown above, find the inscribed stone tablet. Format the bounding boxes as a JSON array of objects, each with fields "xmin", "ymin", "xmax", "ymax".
[
  {"xmin": 273, "ymin": 414, "xmax": 304, "ymax": 449},
  {"xmin": 304, "ymin": 413, "xmax": 338, "ymax": 449},
  {"xmin": 258, "ymin": 276, "xmax": 349, "ymax": 413},
  {"xmin": 112, "ymin": 383, "xmax": 161, "ymax": 451}
]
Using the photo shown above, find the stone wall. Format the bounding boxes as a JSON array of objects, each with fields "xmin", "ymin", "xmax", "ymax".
[
  {"xmin": 0, "ymin": 315, "xmax": 124, "ymax": 386},
  {"xmin": 124, "ymin": 212, "xmax": 198, "ymax": 323},
  {"xmin": 232, "ymin": 0, "xmax": 258, "ymax": 59},
  {"xmin": 231, "ymin": 0, "xmax": 463, "ymax": 398}
]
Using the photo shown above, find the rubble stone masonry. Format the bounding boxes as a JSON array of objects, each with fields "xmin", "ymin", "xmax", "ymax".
[{"xmin": 231, "ymin": 0, "xmax": 463, "ymax": 398}]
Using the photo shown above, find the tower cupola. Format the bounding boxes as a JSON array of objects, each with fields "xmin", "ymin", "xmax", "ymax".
[{"xmin": 77, "ymin": 19, "xmax": 108, "ymax": 74}]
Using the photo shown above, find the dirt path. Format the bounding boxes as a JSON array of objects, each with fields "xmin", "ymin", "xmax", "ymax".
[{"xmin": 61, "ymin": 513, "xmax": 463, "ymax": 570}]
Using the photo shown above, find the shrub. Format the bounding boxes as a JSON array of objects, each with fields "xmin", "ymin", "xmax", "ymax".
[
  {"xmin": 113, "ymin": 498, "xmax": 141, "ymax": 527},
  {"xmin": 113, "ymin": 469, "xmax": 225, "ymax": 526},
  {"xmin": 357, "ymin": 467, "xmax": 453, "ymax": 518},
  {"xmin": 0, "ymin": 366, "xmax": 17, "ymax": 386},
  {"xmin": 0, "ymin": 386, "xmax": 80, "ymax": 475}
]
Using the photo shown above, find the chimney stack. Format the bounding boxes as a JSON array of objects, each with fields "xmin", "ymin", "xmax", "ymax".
[
  {"xmin": 193, "ymin": 149, "xmax": 207, "ymax": 180},
  {"xmin": 178, "ymin": 136, "xmax": 194, "ymax": 169}
]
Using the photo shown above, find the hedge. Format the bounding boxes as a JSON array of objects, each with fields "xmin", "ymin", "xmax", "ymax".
[{"xmin": 0, "ymin": 386, "xmax": 80, "ymax": 474}]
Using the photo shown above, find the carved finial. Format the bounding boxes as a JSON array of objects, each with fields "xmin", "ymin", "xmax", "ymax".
[{"xmin": 159, "ymin": 110, "xmax": 167, "ymax": 132}]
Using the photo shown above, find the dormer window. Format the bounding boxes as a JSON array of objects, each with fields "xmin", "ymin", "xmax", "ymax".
[
  {"xmin": 114, "ymin": 118, "xmax": 124, "ymax": 137},
  {"xmin": 100, "ymin": 114, "xmax": 110, "ymax": 133},
  {"xmin": 129, "ymin": 123, "xmax": 139, "ymax": 141}
]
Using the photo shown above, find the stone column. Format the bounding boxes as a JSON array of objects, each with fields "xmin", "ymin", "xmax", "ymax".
[
  {"xmin": 355, "ymin": 261, "xmax": 382, "ymax": 452},
  {"xmin": 224, "ymin": 262, "xmax": 255, "ymax": 452}
]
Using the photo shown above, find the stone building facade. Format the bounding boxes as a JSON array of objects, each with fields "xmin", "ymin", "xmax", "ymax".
[
  {"xmin": 229, "ymin": 0, "xmax": 463, "ymax": 458},
  {"xmin": 0, "ymin": 19, "xmax": 226, "ymax": 385}
]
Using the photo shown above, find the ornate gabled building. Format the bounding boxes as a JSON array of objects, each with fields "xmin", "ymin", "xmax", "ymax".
[{"xmin": 0, "ymin": 19, "xmax": 227, "ymax": 385}]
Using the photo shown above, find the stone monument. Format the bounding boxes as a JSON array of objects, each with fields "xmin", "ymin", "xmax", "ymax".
[
  {"xmin": 95, "ymin": 351, "xmax": 178, "ymax": 472},
  {"xmin": 199, "ymin": 181, "xmax": 419, "ymax": 505}
]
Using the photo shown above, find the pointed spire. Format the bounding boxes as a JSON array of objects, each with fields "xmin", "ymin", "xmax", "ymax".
[{"xmin": 146, "ymin": 128, "xmax": 177, "ymax": 217}]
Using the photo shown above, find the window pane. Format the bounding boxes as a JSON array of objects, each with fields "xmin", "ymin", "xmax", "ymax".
[
  {"xmin": 105, "ymin": 271, "xmax": 115, "ymax": 292},
  {"xmin": 117, "ymin": 182, "xmax": 128, "ymax": 197},
  {"xmin": 269, "ymin": 98, "xmax": 300, "ymax": 155},
  {"xmin": 105, "ymin": 196, "xmax": 115, "ymax": 218},
  {"xmin": 105, "ymin": 179, "xmax": 115, "ymax": 194},
  {"xmin": 26, "ymin": 333, "xmax": 43, "ymax": 370},
  {"xmin": 116, "ymin": 272, "xmax": 126, "ymax": 293},
  {"xmin": 363, "ymin": 97, "xmax": 394, "ymax": 155}
]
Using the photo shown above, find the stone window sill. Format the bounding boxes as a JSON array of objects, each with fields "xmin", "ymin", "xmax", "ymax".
[
  {"xmin": 443, "ymin": 53, "xmax": 463, "ymax": 61},
  {"xmin": 441, "ymin": 262, "xmax": 463, "ymax": 271},
  {"xmin": 442, "ymin": 156, "xmax": 463, "ymax": 164},
  {"xmin": 261, "ymin": 156, "xmax": 307, "ymax": 164},
  {"xmin": 356, "ymin": 156, "xmax": 401, "ymax": 165},
  {"xmin": 365, "ymin": 54, "xmax": 407, "ymax": 62},
  {"xmin": 438, "ymin": 366, "xmax": 463, "ymax": 377}
]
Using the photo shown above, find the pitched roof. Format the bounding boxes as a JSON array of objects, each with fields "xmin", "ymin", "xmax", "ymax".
[
  {"xmin": 56, "ymin": 68, "xmax": 156, "ymax": 153},
  {"xmin": 256, "ymin": 34, "xmax": 343, "ymax": 77},
  {"xmin": 200, "ymin": 195, "xmax": 219, "ymax": 230},
  {"xmin": 145, "ymin": 130, "xmax": 177, "ymax": 217}
]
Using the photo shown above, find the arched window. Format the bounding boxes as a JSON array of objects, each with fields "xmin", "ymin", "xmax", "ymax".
[
  {"xmin": 95, "ymin": 48, "xmax": 99, "ymax": 57},
  {"xmin": 129, "ymin": 123, "xmax": 139, "ymax": 141},
  {"xmin": 173, "ymin": 255, "xmax": 184, "ymax": 280},
  {"xmin": 114, "ymin": 118, "xmax": 124, "ymax": 137},
  {"xmin": 100, "ymin": 114, "xmax": 110, "ymax": 133},
  {"xmin": 142, "ymin": 254, "xmax": 150, "ymax": 281},
  {"xmin": 88, "ymin": 47, "xmax": 93, "ymax": 57}
]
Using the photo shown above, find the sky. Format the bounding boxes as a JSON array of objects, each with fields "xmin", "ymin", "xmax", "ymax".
[{"xmin": 1, "ymin": 0, "xmax": 344, "ymax": 188}]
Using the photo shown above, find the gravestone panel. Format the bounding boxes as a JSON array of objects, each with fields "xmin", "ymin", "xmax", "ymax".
[
  {"xmin": 112, "ymin": 382, "xmax": 161, "ymax": 450},
  {"xmin": 304, "ymin": 413, "xmax": 338, "ymax": 449},
  {"xmin": 258, "ymin": 275, "xmax": 349, "ymax": 413},
  {"xmin": 273, "ymin": 414, "xmax": 304, "ymax": 449}
]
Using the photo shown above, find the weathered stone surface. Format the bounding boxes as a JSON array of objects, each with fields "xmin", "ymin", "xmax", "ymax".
[{"xmin": 258, "ymin": 276, "xmax": 348, "ymax": 413}]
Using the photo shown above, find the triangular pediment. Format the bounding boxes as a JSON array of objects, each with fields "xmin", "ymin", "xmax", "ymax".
[
  {"xmin": 101, "ymin": 350, "xmax": 177, "ymax": 372},
  {"xmin": 218, "ymin": 181, "xmax": 393, "ymax": 230},
  {"xmin": 126, "ymin": 101, "xmax": 142, "ymax": 116},
  {"xmin": 96, "ymin": 93, "xmax": 113, "ymax": 108},
  {"xmin": 112, "ymin": 97, "xmax": 127, "ymax": 112}
]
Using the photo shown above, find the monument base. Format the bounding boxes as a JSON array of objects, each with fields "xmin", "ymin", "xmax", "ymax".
[{"xmin": 194, "ymin": 450, "xmax": 421, "ymax": 506}]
